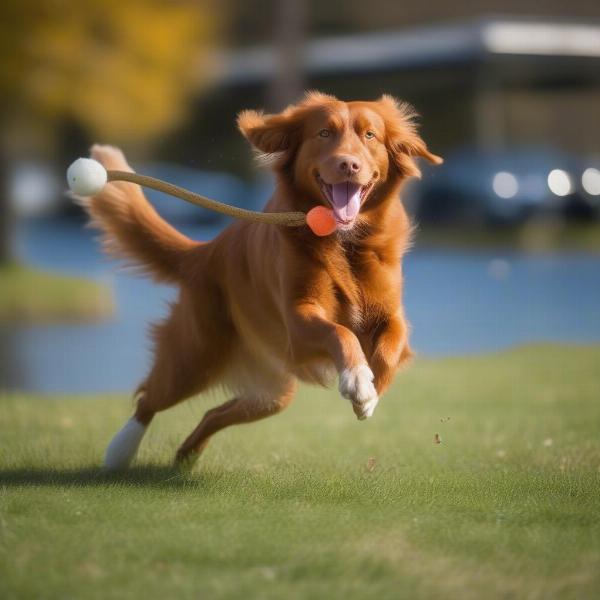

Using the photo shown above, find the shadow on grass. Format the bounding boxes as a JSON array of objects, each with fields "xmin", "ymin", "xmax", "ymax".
[
  {"xmin": 0, "ymin": 465, "xmax": 210, "ymax": 489},
  {"xmin": 0, "ymin": 465, "xmax": 392, "ymax": 501}
]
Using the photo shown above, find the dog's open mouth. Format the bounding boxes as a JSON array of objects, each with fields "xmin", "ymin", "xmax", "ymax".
[{"xmin": 316, "ymin": 175, "xmax": 374, "ymax": 230}]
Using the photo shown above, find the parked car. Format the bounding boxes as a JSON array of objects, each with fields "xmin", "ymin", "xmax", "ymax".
[
  {"xmin": 415, "ymin": 147, "xmax": 597, "ymax": 224},
  {"xmin": 577, "ymin": 157, "xmax": 600, "ymax": 218}
]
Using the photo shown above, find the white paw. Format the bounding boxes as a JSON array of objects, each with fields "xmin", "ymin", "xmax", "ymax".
[
  {"xmin": 339, "ymin": 364, "xmax": 379, "ymax": 420},
  {"xmin": 104, "ymin": 417, "xmax": 147, "ymax": 470}
]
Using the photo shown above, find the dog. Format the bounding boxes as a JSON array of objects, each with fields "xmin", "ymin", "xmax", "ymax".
[{"xmin": 83, "ymin": 91, "xmax": 441, "ymax": 470}]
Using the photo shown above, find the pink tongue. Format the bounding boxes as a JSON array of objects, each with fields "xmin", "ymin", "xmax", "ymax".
[{"xmin": 331, "ymin": 182, "xmax": 361, "ymax": 222}]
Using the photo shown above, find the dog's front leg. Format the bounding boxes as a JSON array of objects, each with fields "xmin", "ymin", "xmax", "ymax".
[
  {"xmin": 287, "ymin": 303, "xmax": 379, "ymax": 420},
  {"xmin": 368, "ymin": 314, "xmax": 413, "ymax": 396}
]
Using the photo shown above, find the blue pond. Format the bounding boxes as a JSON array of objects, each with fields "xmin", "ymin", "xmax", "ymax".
[{"xmin": 2, "ymin": 217, "xmax": 599, "ymax": 394}]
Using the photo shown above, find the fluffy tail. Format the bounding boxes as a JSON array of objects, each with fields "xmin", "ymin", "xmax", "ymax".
[{"xmin": 79, "ymin": 145, "xmax": 199, "ymax": 283}]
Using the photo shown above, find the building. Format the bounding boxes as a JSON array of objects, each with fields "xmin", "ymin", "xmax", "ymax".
[{"xmin": 169, "ymin": 17, "xmax": 600, "ymax": 178}]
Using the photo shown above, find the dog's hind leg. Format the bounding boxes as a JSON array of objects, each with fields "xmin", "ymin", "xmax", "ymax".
[
  {"xmin": 103, "ymin": 388, "xmax": 151, "ymax": 471},
  {"xmin": 104, "ymin": 293, "xmax": 231, "ymax": 470},
  {"xmin": 174, "ymin": 379, "xmax": 296, "ymax": 471}
]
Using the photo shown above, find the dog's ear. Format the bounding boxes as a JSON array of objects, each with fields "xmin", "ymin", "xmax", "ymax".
[
  {"xmin": 237, "ymin": 109, "xmax": 300, "ymax": 155},
  {"xmin": 378, "ymin": 95, "xmax": 443, "ymax": 178}
]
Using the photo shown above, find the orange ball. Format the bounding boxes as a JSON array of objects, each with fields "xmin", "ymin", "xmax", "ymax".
[{"xmin": 306, "ymin": 206, "xmax": 337, "ymax": 236}]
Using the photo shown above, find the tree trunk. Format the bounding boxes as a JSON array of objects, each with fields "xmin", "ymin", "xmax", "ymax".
[
  {"xmin": 267, "ymin": 0, "xmax": 306, "ymax": 111},
  {"xmin": 0, "ymin": 143, "xmax": 14, "ymax": 265}
]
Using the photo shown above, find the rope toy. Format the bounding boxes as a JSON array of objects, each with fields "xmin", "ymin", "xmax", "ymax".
[{"xmin": 66, "ymin": 158, "xmax": 337, "ymax": 236}]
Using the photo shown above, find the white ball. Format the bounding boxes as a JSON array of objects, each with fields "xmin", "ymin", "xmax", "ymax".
[{"xmin": 66, "ymin": 158, "xmax": 107, "ymax": 196}]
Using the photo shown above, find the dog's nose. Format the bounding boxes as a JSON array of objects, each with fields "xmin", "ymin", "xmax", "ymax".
[{"xmin": 338, "ymin": 156, "xmax": 361, "ymax": 175}]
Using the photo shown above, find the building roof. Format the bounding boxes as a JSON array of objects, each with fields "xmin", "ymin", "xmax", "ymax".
[{"xmin": 217, "ymin": 18, "xmax": 600, "ymax": 86}]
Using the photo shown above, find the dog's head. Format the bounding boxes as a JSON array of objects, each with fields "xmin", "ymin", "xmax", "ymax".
[{"xmin": 238, "ymin": 91, "xmax": 442, "ymax": 231}]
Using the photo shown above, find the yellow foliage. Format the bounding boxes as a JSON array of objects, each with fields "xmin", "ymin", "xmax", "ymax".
[{"xmin": 1, "ymin": 0, "xmax": 214, "ymax": 143}]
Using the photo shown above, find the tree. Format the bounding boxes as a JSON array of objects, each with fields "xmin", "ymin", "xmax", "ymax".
[
  {"xmin": 267, "ymin": 0, "xmax": 306, "ymax": 111},
  {"xmin": 0, "ymin": 0, "xmax": 215, "ymax": 263}
]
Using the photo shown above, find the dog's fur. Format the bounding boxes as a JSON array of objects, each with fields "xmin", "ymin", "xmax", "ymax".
[{"xmin": 84, "ymin": 92, "xmax": 441, "ymax": 470}]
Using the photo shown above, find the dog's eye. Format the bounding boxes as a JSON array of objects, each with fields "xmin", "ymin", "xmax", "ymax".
[
  {"xmin": 318, "ymin": 129, "xmax": 330, "ymax": 138},
  {"xmin": 365, "ymin": 131, "xmax": 376, "ymax": 140}
]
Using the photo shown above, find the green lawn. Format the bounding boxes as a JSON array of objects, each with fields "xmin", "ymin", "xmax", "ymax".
[
  {"xmin": 0, "ymin": 262, "xmax": 114, "ymax": 323},
  {"xmin": 1, "ymin": 345, "xmax": 599, "ymax": 599}
]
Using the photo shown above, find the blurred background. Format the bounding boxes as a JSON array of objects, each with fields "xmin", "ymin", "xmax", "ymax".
[{"xmin": 1, "ymin": 0, "xmax": 599, "ymax": 393}]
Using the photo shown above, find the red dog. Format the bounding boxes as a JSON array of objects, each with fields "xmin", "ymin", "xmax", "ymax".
[{"xmin": 84, "ymin": 92, "xmax": 441, "ymax": 470}]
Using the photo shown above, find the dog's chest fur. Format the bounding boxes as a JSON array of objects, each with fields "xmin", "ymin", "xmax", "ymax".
[{"xmin": 325, "ymin": 241, "xmax": 399, "ymax": 332}]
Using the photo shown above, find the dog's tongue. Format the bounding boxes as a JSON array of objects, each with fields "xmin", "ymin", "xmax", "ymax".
[{"xmin": 331, "ymin": 182, "xmax": 361, "ymax": 222}]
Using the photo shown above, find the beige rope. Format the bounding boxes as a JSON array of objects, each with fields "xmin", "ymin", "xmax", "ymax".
[{"xmin": 107, "ymin": 170, "xmax": 307, "ymax": 227}]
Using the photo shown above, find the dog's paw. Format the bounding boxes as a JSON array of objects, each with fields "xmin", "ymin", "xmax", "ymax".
[
  {"xmin": 174, "ymin": 450, "xmax": 199, "ymax": 476},
  {"xmin": 339, "ymin": 364, "xmax": 376, "ymax": 403},
  {"xmin": 339, "ymin": 364, "xmax": 379, "ymax": 420},
  {"xmin": 104, "ymin": 417, "xmax": 147, "ymax": 471}
]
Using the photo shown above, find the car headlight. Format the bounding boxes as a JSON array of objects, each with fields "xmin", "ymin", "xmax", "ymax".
[
  {"xmin": 492, "ymin": 172, "xmax": 519, "ymax": 198},
  {"xmin": 582, "ymin": 168, "xmax": 600, "ymax": 196},
  {"xmin": 547, "ymin": 169, "xmax": 573, "ymax": 196}
]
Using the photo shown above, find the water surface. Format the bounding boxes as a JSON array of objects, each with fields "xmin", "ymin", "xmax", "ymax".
[{"xmin": 2, "ymin": 218, "xmax": 599, "ymax": 393}]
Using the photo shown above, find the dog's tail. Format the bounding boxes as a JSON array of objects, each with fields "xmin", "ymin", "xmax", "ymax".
[{"xmin": 78, "ymin": 145, "xmax": 199, "ymax": 284}]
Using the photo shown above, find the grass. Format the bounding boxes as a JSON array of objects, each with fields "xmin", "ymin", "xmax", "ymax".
[
  {"xmin": 1, "ymin": 345, "xmax": 599, "ymax": 599},
  {"xmin": 0, "ymin": 262, "xmax": 114, "ymax": 323},
  {"xmin": 416, "ymin": 219, "xmax": 600, "ymax": 253}
]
